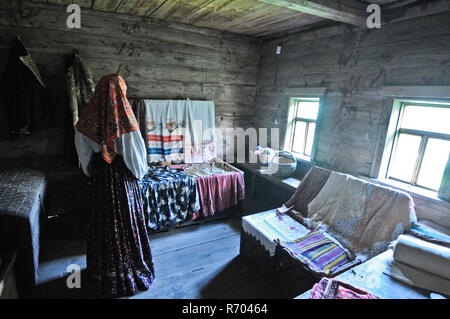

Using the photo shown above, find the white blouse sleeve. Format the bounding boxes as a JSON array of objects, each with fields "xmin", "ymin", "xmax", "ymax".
[
  {"xmin": 74, "ymin": 130, "xmax": 95, "ymax": 177},
  {"xmin": 116, "ymin": 131, "xmax": 149, "ymax": 180}
]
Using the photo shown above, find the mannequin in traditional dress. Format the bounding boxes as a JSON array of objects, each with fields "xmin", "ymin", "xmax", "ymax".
[{"xmin": 74, "ymin": 74, "xmax": 154, "ymax": 297}]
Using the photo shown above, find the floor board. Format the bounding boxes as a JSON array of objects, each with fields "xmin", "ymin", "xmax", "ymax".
[{"xmin": 26, "ymin": 216, "xmax": 278, "ymax": 299}]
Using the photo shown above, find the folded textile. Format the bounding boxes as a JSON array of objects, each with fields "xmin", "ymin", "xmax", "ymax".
[
  {"xmin": 241, "ymin": 210, "xmax": 309, "ymax": 256},
  {"xmin": 408, "ymin": 222, "xmax": 450, "ymax": 247},
  {"xmin": 279, "ymin": 231, "xmax": 353, "ymax": 276},
  {"xmin": 393, "ymin": 235, "xmax": 450, "ymax": 280},
  {"xmin": 139, "ymin": 166, "xmax": 200, "ymax": 231},
  {"xmin": 184, "ymin": 162, "xmax": 232, "ymax": 177},
  {"xmin": 309, "ymin": 278, "xmax": 381, "ymax": 299},
  {"xmin": 386, "ymin": 260, "xmax": 450, "ymax": 296}
]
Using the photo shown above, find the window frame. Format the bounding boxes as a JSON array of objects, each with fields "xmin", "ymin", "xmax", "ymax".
[
  {"xmin": 383, "ymin": 100, "xmax": 450, "ymax": 192},
  {"xmin": 287, "ymin": 97, "xmax": 320, "ymax": 158}
]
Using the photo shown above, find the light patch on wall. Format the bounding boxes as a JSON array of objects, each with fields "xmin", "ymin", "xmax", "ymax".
[{"xmin": 276, "ymin": 46, "xmax": 282, "ymax": 55}]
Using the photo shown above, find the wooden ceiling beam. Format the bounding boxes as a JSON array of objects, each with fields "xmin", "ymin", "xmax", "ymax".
[{"xmin": 255, "ymin": 0, "xmax": 367, "ymax": 27}]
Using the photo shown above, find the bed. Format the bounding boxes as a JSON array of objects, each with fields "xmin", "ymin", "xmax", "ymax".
[
  {"xmin": 140, "ymin": 158, "xmax": 245, "ymax": 232},
  {"xmin": 0, "ymin": 168, "xmax": 46, "ymax": 291},
  {"xmin": 173, "ymin": 158, "xmax": 245, "ymax": 220},
  {"xmin": 139, "ymin": 165, "xmax": 200, "ymax": 231}
]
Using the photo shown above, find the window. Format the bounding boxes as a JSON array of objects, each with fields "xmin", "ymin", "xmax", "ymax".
[
  {"xmin": 284, "ymin": 97, "xmax": 320, "ymax": 158},
  {"xmin": 384, "ymin": 100, "xmax": 450, "ymax": 192}
]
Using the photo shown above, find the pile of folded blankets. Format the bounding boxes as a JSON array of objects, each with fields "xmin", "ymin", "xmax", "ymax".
[{"xmin": 386, "ymin": 224, "xmax": 450, "ymax": 296}]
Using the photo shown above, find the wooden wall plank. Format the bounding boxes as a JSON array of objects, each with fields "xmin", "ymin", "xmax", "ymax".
[
  {"xmin": 0, "ymin": 0, "xmax": 261, "ymax": 168},
  {"xmin": 92, "ymin": 0, "xmax": 122, "ymax": 11},
  {"xmin": 252, "ymin": 10, "xmax": 450, "ymax": 223}
]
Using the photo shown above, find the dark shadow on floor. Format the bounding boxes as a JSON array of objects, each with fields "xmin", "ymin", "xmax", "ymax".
[
  {"xmin": 42, "ymin": 212, "xmax": 88, "ymax": 241},
  {"xmin": 199, "ymin": 256, "xmax": 280, "ymax": 299}
]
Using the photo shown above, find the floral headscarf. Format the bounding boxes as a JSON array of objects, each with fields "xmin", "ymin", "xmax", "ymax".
[{"xmin": 75, "ymin": 74, "xmax": 139, "ymax": 164}]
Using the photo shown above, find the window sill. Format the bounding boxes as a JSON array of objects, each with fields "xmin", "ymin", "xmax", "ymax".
[
  {"xmin": 292, "ymin": 153, "xmax": 313, "ymax": 164},
  {"xmin": 363, "ymin": 177, "xmax": 450, "ymax": 206}
]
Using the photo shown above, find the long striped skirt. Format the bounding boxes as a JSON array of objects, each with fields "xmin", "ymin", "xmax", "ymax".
[{"xmin": 87, "ymin": 153, "xmax": 155, "ymax": 297}]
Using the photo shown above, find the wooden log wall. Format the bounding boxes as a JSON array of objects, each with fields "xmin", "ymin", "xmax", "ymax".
[
  {"xmin": 253, "ymin": 11, "xmax": 450, "ymax": 225},
  {"xmin": 0, "ymin": 0, "xmax": 262, "ymax": 170}
]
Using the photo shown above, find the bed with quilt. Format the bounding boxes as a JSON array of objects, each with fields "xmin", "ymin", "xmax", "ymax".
[
  {"xmin": 0, "ymin": 168, "xmax": 46, "ymax": 292},
  {"xmin": 240, "ymin": 165, "xmax": 417, "ymax": 297}
]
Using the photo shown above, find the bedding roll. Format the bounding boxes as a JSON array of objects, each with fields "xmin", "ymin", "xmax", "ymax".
[{"xmin": 393, "ymin": 235, "xmax": 450, "ymax": 280}]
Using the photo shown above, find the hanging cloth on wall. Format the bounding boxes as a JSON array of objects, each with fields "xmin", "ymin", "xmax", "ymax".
[
  {"xmin": 163, "ymin": 100, "xmax": 186, "ymax": 163},
  {"xmin": 0, "ymin": 37, "xmax": 53, "ymax": 139},
  {"xmin": 143, "ymin": 99, "xmax": 216, "ymax": 164},
  {"xmin": 184, "ymin": 100, "xmax": 216, "ymax": 163},
  {"xmin": 64, "ymin": 51, "xmax": 95, "ymax": 165},
  {"xmin": 66, "ymin": 52, "xmax": 95, "ymax": 126},
  {"xmin": 144, "ymin": 100, "xmax": 186, "ymax": 163}
]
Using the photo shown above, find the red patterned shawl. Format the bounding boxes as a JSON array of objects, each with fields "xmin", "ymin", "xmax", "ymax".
[{"xmin": 75, "ymin": 74, "xmax": 139, "ymax": 164}]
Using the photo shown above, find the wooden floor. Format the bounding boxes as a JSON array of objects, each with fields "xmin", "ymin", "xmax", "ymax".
[{"xmin": 26, "ymin": 216, "xmax": 279, "ymax": 299}]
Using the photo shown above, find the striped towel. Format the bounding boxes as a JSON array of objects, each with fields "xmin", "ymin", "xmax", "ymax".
[{"xmin": 279, "ymin": 231, "xmax": 351, "ymax": 276}]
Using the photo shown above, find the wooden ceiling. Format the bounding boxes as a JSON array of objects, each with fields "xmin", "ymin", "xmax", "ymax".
[{"xmin": 31, "ymin": 0, "xmax": 431, "ymax": 37}]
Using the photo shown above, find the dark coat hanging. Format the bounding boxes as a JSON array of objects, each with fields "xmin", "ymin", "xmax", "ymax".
[{"xmin": 0, "ymin": 37, "xmax": 53, "ymax": 139}]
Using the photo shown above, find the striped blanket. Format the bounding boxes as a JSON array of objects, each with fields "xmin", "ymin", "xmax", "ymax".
[{"xmin": 279, "ymin": 231, "xmax": 354, "ymax": 276}]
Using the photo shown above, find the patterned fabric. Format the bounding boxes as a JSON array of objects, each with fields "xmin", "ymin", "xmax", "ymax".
[
  {"xmin": 350, "ymin": 184, "xmax": 414, "ymax": 260},
  {"xmin": 65, "ymin": 52, "xmax": 95, "ymax": 126},
  {"xmin": 64, "ymin": 52, "xmax": 95, "ymax": 165},
  {"xmin": 141, "ymin": 99, "xmax": 216, "ymax": 163},
  {"xmin": 139, "ymin": 166, "xmax": 200, "ymax": 231},
  {"xmin": 408, "ymin": 222, "xmax": 450, "ymax": 247},
  {"xmin": 144, "ymin": 100, "xmax": 186, "ymax": 163},
  {"xmin": 0, "ymin": 168, "xmax": 46, "ymax": 289},
  {"xmin": 87, "ymin": 153, "xmax": 154, "ymax": 297},
  {"xmin": 279, "ymin": 231, "xmax": 352, "ymax": 276},
  {"xmin": 309, "ymin": 278, "xmax": 381, "ymax": 299},
  {"xmin": 76, "ymin": 74, "xmax": 139, "ymax": 164}
]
